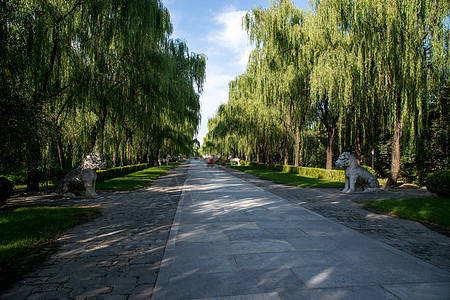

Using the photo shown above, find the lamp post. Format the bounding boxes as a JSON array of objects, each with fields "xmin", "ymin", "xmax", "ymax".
[{"xmin": 371, "ymin": 149, "xmax": 375, "ymax": 169}]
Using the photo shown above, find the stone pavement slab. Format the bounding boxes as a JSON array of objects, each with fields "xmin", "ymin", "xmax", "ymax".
[
  {"xmin": 221, "ymin": 165, "xmax": 450, "ymax": 272},
  {"xmin": 153, "ymin": 160, "xmax": 450, "ymax": 300}
]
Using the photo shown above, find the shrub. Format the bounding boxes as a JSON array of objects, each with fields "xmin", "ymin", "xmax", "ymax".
[
  {"xmin": 247, "ymin": 162, "xmax": 346, "ymax": 182},
  {"xmin": 425, "ymin": 170, "xmax": 450, "ymax": 198},
  {"xmin": 297, "ymin": 166, "xmax": 345, "ymax": 182},
  {"xmin": 282, "ymin": 165, "xmax": 293, "ymax": 173},
  {"xmin": 0, "ymin": 177, "xmax": 14, "ymax": 206},
  {"xmin": 239, "ymin": 160, "xmax": 251, "ymax": 166},
  {"xmin": 2, "ymin": 169, "xmax": 27, "ymax": 185},
  {"xmin": 362, "ymin": 166, "xmax": 376, "ymax": 177}
]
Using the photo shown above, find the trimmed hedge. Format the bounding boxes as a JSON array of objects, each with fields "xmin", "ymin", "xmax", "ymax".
[
  {"xmin": 233, "ymin": 160, "xmax": 383, "ymax": 183},
  {"xmin": 238, "ymin": 161, "xmax": 347, "ymax": 182},
  {"xmin": 96, "ymin": 163, "xmax": 153, "ymax": 181},
  {"xmin": 239, "ymin": 160, "xmax": 251, "ymax": 167},
  {"xmin": 425, "ymin": 170, "xmax": 450, "ymax": 198}
]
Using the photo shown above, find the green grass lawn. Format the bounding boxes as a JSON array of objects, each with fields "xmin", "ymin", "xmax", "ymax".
[
  {"xmin": 230, "ymin": 165, "xmax": 345, "ymax": 188},
  {"xmin": 358, "ymin": 198, "xmax": 450, "ymax": 229},
  {"xmin": 14, "ymin": 182, "xmax": 55, "ymax": 192},
  {"xmin": 95, "ymin": 162, "xmax": 180, "ymax": 191},
  {"xmin": 0, "ymin": 206, "xmax": 100, "ymax": 265}
]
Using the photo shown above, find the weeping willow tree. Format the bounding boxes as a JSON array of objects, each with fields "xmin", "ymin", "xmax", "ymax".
[
  {"xmin": 204, "ymin": 0, "xmax": 448, "ymax": 184},
  {"xmin": 308, "ymin": 0, "xmax": 352, "ymax": 169},
  {"xmin": 204, "ymin": 70, "xmax": 286, "ymax": 163},
  {"xmin": 244, "ymin": 0, "xmax": 312, "ymax": 166},
  {"xmin": 339, "ymin": 0, "xmax": 450, "ymax": 185},
  {"xmin": 1, "ymin": 0, "xmax": 206, "ymax": 190}
]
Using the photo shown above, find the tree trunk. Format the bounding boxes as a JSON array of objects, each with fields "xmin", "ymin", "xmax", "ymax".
[
  {"xmin": 120, "ymin": 144, "xmax": 125, "ymax": 166},
  {"xmin": 144, "ymin": 142, "xmax": 150, "ymax": 163},
  {"xmin": 56, "ymin": 126, "xmax": 66, "ymax": 169},
  {"xmin": 112, "ymin": 151, "xmax": 116, "ymax": 167},
  {"xmin": 256, "ymin": 145, "xmax": 260, "ymax": 163},
  {"xmin": 87, "ymin": 125, "xmax": 98, "ymax": 153},
  {"xmin": 387, "ymin": 94, "xmax": 403, "ymax": 186},
  {"xmin": 26, "ymin": 164, "xmax": 40, "ymax": 192},
  {"xmin": 128, "ymin": 139, "xmax": 132, "ymax": 164},
  {"xmin": 294, "ymin": 130, "xmax": 300, "ymax": 167},
  {"xmin": 284, "ymin": 137, "xmax": 289, "ymax": 166},
  {"xmin": 326, "ymin": 126, "xmax": 336, "ymax": 170},
  {"xmin": 355, "ymin": 116, "xmax": 362, "ymax": 164},
  {"xmin": 99, "ymin": 101, "xmax": 108, "ymax": 157},
  {"xmin": 26, "ymin": 136, "xmax": 41, "ymax": 192}
]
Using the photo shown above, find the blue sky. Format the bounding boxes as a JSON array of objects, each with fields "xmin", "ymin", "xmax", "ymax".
[{"xmin": 161, "ymin": 0, "xmax": 310, "ymax": 145}]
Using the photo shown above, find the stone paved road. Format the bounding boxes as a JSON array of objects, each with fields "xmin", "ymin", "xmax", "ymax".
[
  {"xmin": 153, "ymin": 160, "xmax": 450, "ymax": 299},
  {"xmin": 219, "ymin": 165, "xmax": 450, "ymax": 273},
  {"xmin": 1, "ymin": 163, "xmax": 189, "ymax": 299},
  {"xmin": 2, "ymin": 160, "xmax": 450, "ymax": 299}
]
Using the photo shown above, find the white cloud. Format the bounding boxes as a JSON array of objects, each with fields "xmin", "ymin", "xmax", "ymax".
[
  {"xmin": 207, "ymin": 7, "xmax": 252, "ymax": 68},
  {"xmin": 208, "ymin": 9, "xmax": 247, "ymax": 50},
  {"xmin": 196, "ymin": 6, "xmax": 255, "ymax": 144},
  {"xmin": 195, "ymin": 7, "xmax": 255, "ymax": 144}
]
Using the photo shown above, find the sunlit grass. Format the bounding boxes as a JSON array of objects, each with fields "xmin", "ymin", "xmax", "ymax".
[
  {"xmin": 13, "ymin": 182, "xmax": 55, "ymax": 192},
  {"xmin": 230, "ymin": 165, "xmax": 345, "ymax": 188},
  {"xmin": 0, "ymin": 206, "xmax": 100, "ymax": 265},
  {"xmin": 95, "ymin": 162, "xmax": 180, "ymax": 191},
  {"xmin": 358, "ymin": 198, "xmax": 450, "ymax": 228}
]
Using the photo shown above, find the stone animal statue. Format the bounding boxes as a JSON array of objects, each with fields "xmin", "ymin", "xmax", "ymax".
[
  {"xmin": 57, "ymin": 152, "xmax": 107, "ymax": 198},
  {"xmin": 335, "ymin": 152, "xmax": 379, "ymax": 193},
  {"xmin": 158, "ymin": 158, "xmax": 169, "ymax": 166},
  {"xmin": 230, "ymin": 158, "xmax": 240, "ymax": 166}
]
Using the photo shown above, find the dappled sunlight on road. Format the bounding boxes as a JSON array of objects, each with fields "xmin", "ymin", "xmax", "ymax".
[
  {"xmin": 306, "ymin": 267, "xmax": 335, "ymax": 288},
  {"xmin": 153, "ymin": 160, "xmax": 450, "ymax": 299}
]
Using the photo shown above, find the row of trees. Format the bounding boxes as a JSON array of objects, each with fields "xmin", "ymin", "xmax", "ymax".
[
  {"xmin": 1, "ymin": 0, "xmax": 206, "ymax": 190},
  {"xmin": 202, "ymin": 0, "xmax": 449, "ymax": 185}
]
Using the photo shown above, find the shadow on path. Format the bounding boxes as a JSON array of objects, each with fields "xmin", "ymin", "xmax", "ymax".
[{"xmin": 220, "ymin": 165, "xmax": 450, "ymax": 272}]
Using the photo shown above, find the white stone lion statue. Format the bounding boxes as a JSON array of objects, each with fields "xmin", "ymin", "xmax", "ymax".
[
  {"xmin": 57, "ymin": 152, "xmax": 107, "ymax": 198},
  {"xmin": 230, "ymin": 157, "xmax": 240, "ymax": 166},
  {"xmin": 335, "ymin": 152, "xmax": 379, "ymax": 193}
]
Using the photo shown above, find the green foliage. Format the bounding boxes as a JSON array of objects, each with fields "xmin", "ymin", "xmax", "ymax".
[
  {"xmin": 0, "ymin": 178, "xmax": 14, "ymax": 207},
  {"xmin": 1, "ymin": 0, "xmax": 205, "ymax": 191},
  {"xmin": 425, "ymin": 170, "xmax": 450, "ymax": 198},
  {"xmin": 359, "ymin": 198, "xmax": 450, "ymax": 229},
  {"xmin": 204, "ymin": 0, "xmax": 449, "ymax": 185}
]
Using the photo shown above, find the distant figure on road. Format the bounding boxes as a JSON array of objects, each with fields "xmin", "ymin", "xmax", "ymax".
[{"xmin": 208, "ymin": 158, "xmax": 214, "ymax": 168}]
